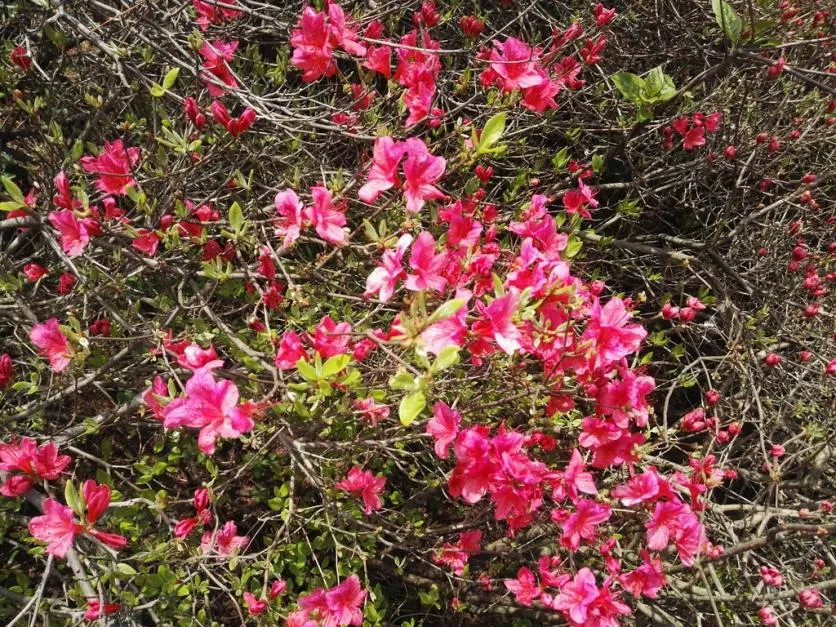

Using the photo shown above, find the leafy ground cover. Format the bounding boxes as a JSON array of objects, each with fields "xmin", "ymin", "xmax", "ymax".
[{"xmin": 1, "ymin": 0, "xmax": 834, "ymax": 625}]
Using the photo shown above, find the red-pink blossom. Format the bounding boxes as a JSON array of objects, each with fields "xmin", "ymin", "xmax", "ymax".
[
  {"xmin": 433, "ymin": 530, "xmax": 481, "ymax": 575},
  {"xmin": 80, "ymin": 140, "xmax": 140, "ymax": 195},
  {"xmin": 243, "ymin": 592, "xmax": 268, "ymax": 615},
  {"xmin": 358, "ymin": 136, "xmax": 405, "ymax": 204},
  {"xmin": 352, "ymin": 398, "xmax": 390, "ymax": 426},
  {"xmin": 305, "ymin": 186, "xmax": 347, "ymax": 246},
  {"xmin": 472, "ymin": 290, "xmax": 523, "ymax": 355},
  {"xmin": 297, "ymin": 575, "xmax": 366, "ymax": 627},
  {"xmin": 405, "ymin": 231, "xmax": 448, "ymax": 292},
  {"xmin": 274, "ymin": 188, "xmax": 305, "ymax": 248},
  {"xmin": 582, "ymin": 297, "xmax": 647, "ymax": 372},
  {"xmin": 49, "ymin": 210, "xmax": 90, "ymax": 257},
  {"xmin": 83, "ymin": 599, "xmax": 121, "ymax": 622},
  {"xmin": 619, "ymin": 550, "xmax": 666, "ymax": 598},
  {"xmin": 313, "ymin": 316, "xmax": 352, "ymax": 358},
  {"xmin": 559, "ymin": 499, "xmax": 611, "ymax": 550},
  {"xmin": 646, "ymin": 499, "xmax": 705, "ymax": 565},
  {"xmin": 426, "ymin": 402, "xmax": 462, "ymax": 459},
  {"xmin": 760, "ymin": 565, "xmax": 784, "ymax": 587},
  {"xmin": 193, "ymin": 0, "xmax": 241, "ymax": 30},
  {"xmin": 365, "ymin": 233, "xmax": 413, "ymax": 301},
  {"xmin": 336, "ymin": 466, "xmax": 386, "ymax": 514},
  {"xmin": 30, "ymin": 318, "xmax": 71, "ymax": 373},
  {"xmin": 162, "ymin": 367, "xmax": 257, "ymax": 454},
  {"xmin": 798, "ymin": 588, "xmax": 823, "ymax": 609},
  {"xmin": 22, "ymin": 263, "xmax": 48, "ymax": 282},
  {"xmin": 563, "ymin": 179, "xmax": 599, "ymax": 219},
  {"xmin": 10, "ymin": 45, "xmax": 32, "ymax": 71},
  {"xmin": 200, "ymin": 40, "xmax": 238, "ymax": 96},
  {"xmin": 210, "ymin": 100, "xmax": 256, "ymax": 137},
  {"xmin": 132, "ymin": 230, "xmax": 161, "ymax": 257},
  {"xmin": 0, "ymin": 354, "xmax": 12, "ymax": 389},
  {"xmin": 549, "ymin": 567, "xmax": 599, "ymax": 624},
  {"xmin": 0, "ymin": 438, "xmax": 71, "ymax": 497},
  {"xmin": 275, "ymin": 331, "xmax": 308, "ymax": 370},
  {"xmin": 487, "ymin": 38, "xmax": 544, "ymax": 91},
  {"xmin": 402, "ymin": 138, "xmax": 446, "ymax": 213},
  {"xmin": 594, "ymin": 3, "xmax": 617, "ymax": 27},
  {"xmin": 504, "ymin": 567, "xmax": 541, "ymax": 606},
  {"xmin": 28, "ymin": 499, "xmax": 83, "ymax": 557},
  {"xmin": 200, "ymin": 520, "xmax": 248, "ymax": 555}
]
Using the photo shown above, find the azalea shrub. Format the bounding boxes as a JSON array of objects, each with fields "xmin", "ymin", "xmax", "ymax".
[{"xmin": 1, "ymin": 0, "xmax": 835, "ymax": 625}]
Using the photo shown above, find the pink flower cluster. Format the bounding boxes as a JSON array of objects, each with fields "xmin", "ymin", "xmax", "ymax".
[
  {"xmin": 274, "ymin": 186, "xmax": 347, "ymax": 248},
  {"xmin": 358, "ymin": 136, "xmax": 446, "ymax": 213},
  {"xmin": 274, "ymin": 315, "xmax": 377, "ymax": 370},
  {"xmin": 290, "ymin": 3, "xmax": 365, "ymax": 82},
  {"xmin": 0, "ymin": 438, "xmax": 71, "ymax": 497},
  {"xmin": 336, "ymin": 466, "xmax": 387, "ymax": 515},
  {"xmin": 28, "ymin": 480, "xmax": 127, "ymax": 558},
  {"xmin": 289, "ymin": 575, "xmax": 366, "ymax": 627}
]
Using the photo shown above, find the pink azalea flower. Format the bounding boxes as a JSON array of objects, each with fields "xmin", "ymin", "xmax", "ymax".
[
  {"xmin": 472, "ymin": 289, "xmax": 523, "ymax": 355},
  {"xmin": 28, "ymin": 499, "xmax": 83, "ymax": 558},
  {"xmin": 305, "ymin": 186, "xmax": 347, "ymax": 246},
  {"xmin": 401, "ymin": 138, "xmax": 446, "ymax": 213},
  {"xmin": 433, "ymin": 530, "xmax": 481, "ymax": 575},
  {"xmin": 274, "ymin": 189, "xmax": 305, "ymax": 248},
  {"xmin": 336, "ymin": 467, "xmax": 386, "ymax": 514},
  {"xmin": 83, "ymin": 599, "xmax": 121, "ymax": 621},
  {"xmin": 275, "ymin": 331, "xmax": 308, "ymax": 369},
  {"xmin": 200, "ymin": 520, "xmax": 248, "ymax": 555},
  {"xmin": 582, "ymin": 297, "xmax": 647, "ymax": 372},
  {"xmin": 243, "ymin": 592, "xmax": 268, "ymax": 615},
  {"xmin": 177, "ymin": 343, "xmax": 224, "ymax": 371},
  {"xmin": 683, "ymin": 127, "xmax": 706, "ymax": 151},
  {"xmin": 420, "ymin": 290, "xmax": 470, "ymax": 355},
  {"xmin": 0, "ymin": 353, "xmax": 12, "ymax": 389},
  {"xmin": 562, "ymin": 179, "xmax": 599, "ymax": 219},
  {"xmin": 550, "ymin": 567, "xmax": 599, "ymax": 624},
  {"xmin": 488, "ymin": 38, "xmax": 545, "ymax": 91},
  {"xmin": 448, "ymin": 428, "xmax": 497, "ymax": 504},
  {"xmin": 403, "ymin": 68, "xmax": 437, "ymax": 127},
  {"xmin": 313, "ymin": 316, "xmax": 352, "ymax": 358},
  {"xmin": 52, "ymin": 170, "xmax": 79, "ymax": 210},
  {"xmin": 552, "ymin": 449, "xmax": 597, "ymax": 502},
  {"xmin": 200, "ymin": 40, "xmax": 239, "ymax": 97},
  {"xmin": 193, "ymin": 0, "xmax": 241, "ymax": 30},
  {"xmin": 646, "ymin": 499, "xmax": 705, "ymax": 566},
  {"xmin": 405, "ymin": 231, "xmax": 448, "ymax": 292},
  {"xmin": 162, "ymin": 367, "xmax": 257, "ymax": 454},
  {"xmin": 612, "ymin": 468, "xmax": 674, "ymax": 506},
  {"xmin": 758, "ymin": 606, "xmax": 778, "ymax": 625},
  {"xmin": 521, "ymin": 69, "xmax": 561, "ymax": 112},
  {"xmin": 358, "ymin": 137, "xmax": 405, "ymax": 204},
  {"xmin": 364, "ymin": 233, "xmax": 412, "ymax": 301},
  {"xmin": 504, "ymin": 567, "xmax": 541, "ymax": 606},
  {"xmin": 298, "ymin": 575, "xmax": 366, "ymax": 627},
  {"xmin": 0, "ymin": 438, "xmax": 71, "ymax": 497},
  {"xmin": 559, "ymin": 499, "xmax": 611, "ymax": 550},
  {"xmin": 80, "ymin": 140, "xmax": 140, "ymax": 195},
  {"xmin": 619, "ymin": 549, "xmax": 666, "ymax": 599},
  {"xmin": 352, "ymin": 398, "xmax": 390, "ymax": 426},
  {"xmin": 290, "ymin": 4, "xmax": 365, "ymax": 82},
  {"xmin": 132, "ymin": 230, "xmax": 161, "ymax": 257},
  {"xmin": 49, "ymin": 210, "xmax": 90, "ymax": 257},
  {"xmin": 30, "ymin": 319, "xmax": 72, "ymax": 372},
  {"xmin": 270, "ymin": 579, "xmax": 287, "ymax": 599},
  {"xmin": 363, "ymin": 44, "xmax": 391, "ymax": 78},
  {"xmin": 760, "ymin": 566, "xmax": 784, "ymax": 587},
  {"xmin": 596, "ymin": 367, "xmax": 656, "ymax": 429},
  {"xmin": 426, "ymin": 402, "xmax": 462, "ymax": 459},
  {"xmin": 798, "ymin": 588, "xmax": 823, "ymax": 609}
]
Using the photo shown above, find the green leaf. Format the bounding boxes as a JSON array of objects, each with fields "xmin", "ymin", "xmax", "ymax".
[
  {"xmin": 162, "ymin": 67, "xmax": 180, "ymax": 90},
  {"xmin": 389, "ymin": 371, "xmax": 417, "ymax": 391},
  {"xmin": 399, "ymin": 390, "xmax": 426, "ymax": 426},
  {"xmin": 0, "ymin": 201, "xmax": 26, "ymax": 212},
  {"xmin": 116, "ymin": 563, "xmax": 138, "ymax": 576},
  {"xmin": 712, "ymin": 0, "xmax": 742, "ymax": 44},
  {"xmin": 432, "ymin": 346, "xmax": 460, "ymax": 373},
  {"xmin": 362, "ymin": 219, "xmax": 378, "ymax": 242},
  {"xmin": 642, "ymin": 67, "xmax": 676, "ymax": 104},
  {"xmin": 149, "ymin": 83, "xmax": 165, "ymax": 98},
  {"xmin": 1, "ymin": 176, "xmax": 24, "ymax": 203},
  {"xmin": 551, "ymin": 147, "xmax": 570, "ymax": 171},
  {"xmin": 476, "ymin": 112, "xmax": 506, "ymax": 155},
  {"xmin": 427, "ymin": 299, "xmax": 465, "ymax": 325},
  {"xmin": 296, "ymin": 358, "xmax": 318, "ymax": 381},
  {"xmin": 564, "ymin": 235, "xmax": 583, "ymax": 258},
  {"xmin": 611, "ymin": 72, "xmax": 645, "ymax": 103},
  {"xmin": 64, "ymin": 480, "xmax": 83, "ymax": 516},
  {"xmin": 228, "ymin": 202, "xmax": 244, "ymax": 234},
  {"xmin": 322, "ymin": 354, "xmax": 351, "ymax": 378}
]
